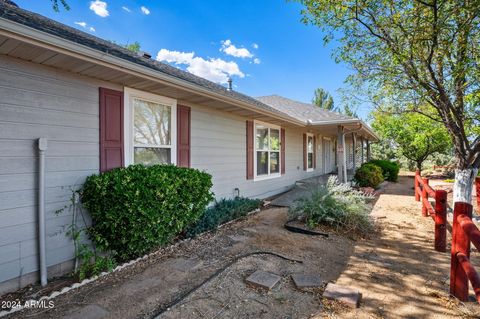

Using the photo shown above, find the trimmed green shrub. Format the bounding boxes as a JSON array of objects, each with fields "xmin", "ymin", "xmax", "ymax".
[
  {"xmin": 289, "ymin": 176, "xmax": 374, "ymax": 235},
  {"xmin": 81, "ymin": 164, "xmax": 214, "ymax": 261},
  {"xmin": 354, "ymin": 163, "xmax": 384, "ymax": 188},
  {"xmin": 368, "ymin": 159, "xmax": 400, "ymax": 182},
  {"xmin": 186, "ymin": 197, "xmax": 262, "ymax": 238}
]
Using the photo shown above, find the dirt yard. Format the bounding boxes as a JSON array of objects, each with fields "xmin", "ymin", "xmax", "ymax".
[{"xmin": 3, "ymin": 175, "xmax": 480, "ymax": 318}]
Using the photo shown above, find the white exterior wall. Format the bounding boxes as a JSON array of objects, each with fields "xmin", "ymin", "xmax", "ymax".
[
  {"xmin": 0, "ymin": 55, "xmax": 120, "ymax": 292},
  {"xmin": 0, "ymin": 54, "xmax": 335, "ymax": 291},
  {"xmin": 189, "ymin": 105, "xmax": 330, "ymax": 199}
]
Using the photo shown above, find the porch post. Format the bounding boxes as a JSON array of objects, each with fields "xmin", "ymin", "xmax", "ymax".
[
  {"xmin": 337, "ymin": 125, "xmax": 347, "ymax": 183},
  {"xmin": 366, "ymin": 140, "xmax": 371, "ymax": 162},
  {"xmin": 352, "ymin": 133, "xmax": 357, "ymax": 174},
  {"xmin": 360, "ymin": 136, "xmax": 364, "ymax": 164}
]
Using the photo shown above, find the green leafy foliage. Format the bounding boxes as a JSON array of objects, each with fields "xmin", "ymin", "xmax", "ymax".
[
  {"xmin": 371, "ymin": 110, "xmax": 451, "ymax": 171},
  {"xmin": 185, "ymin": 197, "xmax": 262, "ymax": 238},
  {"xmin": 296, "ymin": 1, "xmax": 479, "ymax": 170},
  {"xmin": 50, "ymin": 0, "xmax": 70, "ymax": 11},
  {"xmin": 289, "ymin": 176, "xmax": 374, "ymax": 235},
  {"xmin": 354, "ymin": 163, "xmax": 384, "ymax": 188},
  {"xmin": 368, "ymin": 159, "xmax": 399, "ymax": 182},
  {"xmin": 76, "ymin": 244, "xmax": 117, "ymax": 281},
  {"xmin": 312, "ymin": 87, "xmax": 335, "ymax": 111},
  {"xmin": 81, "ymin": 164, "xmax": 214, "ymax": 261}
]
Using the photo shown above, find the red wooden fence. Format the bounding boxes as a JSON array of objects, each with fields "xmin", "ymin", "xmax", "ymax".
[
  {"xmin": 414, "ymin": 170, "xmax": 448, "ymax": 252},
  {"xmin": 415, "ymin": 173, "xmax": 480, "ymax": 302},
  {"xmin": 450, "ymin": 202, "xmax": 480, "ymax": 302}
]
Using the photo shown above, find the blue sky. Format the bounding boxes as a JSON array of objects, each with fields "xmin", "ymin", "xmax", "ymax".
[{"xmin": 15, "ymin": 0, "xmax": 369, "ymax": 119}]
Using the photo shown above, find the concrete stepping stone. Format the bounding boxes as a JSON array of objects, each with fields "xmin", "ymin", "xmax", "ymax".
[
  {"xmin": 291, "ymin": 273, "xmax": 322, "ymax": 288},
  {"xmin": 246, "ymin": 270, "xmax": 281, "ymax": 290},
  {"xmin": 323, "ymin": 283, "xmax": 361, "ymax": 308}
]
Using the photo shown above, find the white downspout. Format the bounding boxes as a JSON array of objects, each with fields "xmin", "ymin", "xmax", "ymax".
[{"xmin": 38, "ymin": 138, "xmax": 48, "ymax": 286}]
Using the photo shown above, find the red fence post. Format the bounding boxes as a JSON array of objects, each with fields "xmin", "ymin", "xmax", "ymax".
[
  {"xmin": 415, "ymin": 170, "xmax": 421, "ymax": 202},
  {"xmin": 434, "ymin": 189, "xmax": 447, "ymax": 252},
  {"xmin": 422, "ymin": 178, "xmax": 429, "ymax": 217},
  {"xmin": 450, "ymin": 202, "xmax": 474, "ymax": 301},
  {"xmin": 476, "ymin": 177, "xmax": 480, "ymax": 212}
]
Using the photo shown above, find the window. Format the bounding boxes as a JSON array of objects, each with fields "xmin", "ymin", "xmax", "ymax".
[
  {"xmin": 307, "ymin": 134, "xmax": 314, "ymax": 170},
  {"xmin": 124, "ymin": 88, "xmax": 176, "ymax": 166},
  {"xmin": 255, "ymin": 122, "xmax": 281, "ymax": 179}
]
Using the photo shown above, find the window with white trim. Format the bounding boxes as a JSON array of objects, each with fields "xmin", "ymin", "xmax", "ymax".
[
  {"xmin": 307, "ymin": 134, "xmax": 314, "ymax": 170},
  {"xmin": 124, "ymin": 88, "xmax": 177, "ymax": 166},
  {"xmin": 255, "ymin": 122, "xmax": 281, "ymax": 178}
]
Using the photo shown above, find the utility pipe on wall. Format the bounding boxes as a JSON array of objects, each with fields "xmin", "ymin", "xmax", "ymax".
[{"xmin": 38, "ymin": 138, "xmax": 48, "ymax": 287}]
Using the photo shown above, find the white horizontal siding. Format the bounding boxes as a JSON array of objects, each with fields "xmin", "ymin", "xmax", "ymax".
[
  {"xmin": 189, "ymin": 105, "xmax": 334, "ymax": 200},
  {"xmin": 0, "ymin": 55, "xmax": 119, "ymax": 285}
]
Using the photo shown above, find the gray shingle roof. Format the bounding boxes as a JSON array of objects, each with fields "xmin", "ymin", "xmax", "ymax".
[{"xmin": 256, "ymin": 95, "xmax": 355, "ymax": 123}]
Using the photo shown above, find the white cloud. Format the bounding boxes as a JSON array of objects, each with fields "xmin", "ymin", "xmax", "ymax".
[
  {"xmin": 156, "ymin": 48, "xmax": 244, "ymax": 84},
  {"xmin": 89, "ymin": 0, "xmax": 109, "ymax": 17},
  {"xmin": 252, "ymin": 43, "xmax": 259, "ymax": 49},
  {"xmin": 74, "ymin": 21, "xmax": 95, "ymax": 32},
  {"xmin": 220, "ymin": 39, "xmax": 253, "ymax": 58},
  {"xmin": 253, "ymin": 58, "xmax": 261, "ymax": 64},
  {"xmin": 141, "ymin": 6, "xmax": 150, "ymax": 15},
  {"xmin": 122, "ymin": 6, "xmax": 131, "ymax": 12},
  {"xmin": 74, "ymin": 21, "xmax": 87, "ymax": 28}
]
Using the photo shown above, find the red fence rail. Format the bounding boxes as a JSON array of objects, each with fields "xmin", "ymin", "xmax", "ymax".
[
  {"xmin": 450, "ymin": 202, "xmax": 480, "ymax": 302},
  {"xmin": 414, "ymin": 170, "xmax": 448, "ymax": 252}
]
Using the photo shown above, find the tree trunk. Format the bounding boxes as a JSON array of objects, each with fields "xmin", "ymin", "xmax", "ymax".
[
  {"xmin": 416, "ymin": 161, "xmax": 422, "ymax": 172},
  {"xmin": 453, "ymin": 168, "xmax": 479, "ymax": 204}
]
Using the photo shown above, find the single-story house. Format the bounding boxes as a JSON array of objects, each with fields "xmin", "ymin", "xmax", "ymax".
[{"xmin": 0, "ymin": 1, "xmax": 377, "ymax": 293}]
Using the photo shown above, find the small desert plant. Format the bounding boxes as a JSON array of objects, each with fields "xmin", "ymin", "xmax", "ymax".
[
  {"xmin": 354, "ymin": 163, "xmax": 384, "ymax": 188},
  {"xmin": 185, "ymin": 197, "xmax": 262, "ymax": 238},
  {"xmin": 289, "ymin": 176, "xmax": 374, "ymax": 235}
]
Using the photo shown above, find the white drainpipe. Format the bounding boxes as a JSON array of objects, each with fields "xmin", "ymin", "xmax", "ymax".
[{"xmin": 38, "ymin": 138, "xmax": 48, "ymax": 286}]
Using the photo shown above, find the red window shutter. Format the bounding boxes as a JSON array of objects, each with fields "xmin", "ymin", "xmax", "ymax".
[
  {"xmin": 313, "ymin": 135, "xmax": 317, "ymax": 169},
  {"xmin": 246, "ymin": 120, "xmax": 254, "ymax": 179},
  {"xmin": 99, "ymin": 88, "xmax": 124, "ymax": 173},
  {"xmin": 281, "ymin": 128, "xmax": 286, "ymax": 175},
  {"xmin": 177, "ymin": 104, "xmax": 191, "ymax": 168},
  {"xmin": 303, "ymin": 133, "xmax": 307, "ymax": 171}
]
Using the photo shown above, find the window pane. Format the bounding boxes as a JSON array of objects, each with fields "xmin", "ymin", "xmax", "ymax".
[
  {"xmin": 270, "ymin": 129, "xmax": 280, "ymax": 151},
  {"xmin": 257, "ymin": 151, "xmax": 268, "ymax": 175},
  {"xmin": 307, "ymin": 136, "xmax": 313, "ymax": 153},
  {"xmin": 134, "ymin": 147, "xmax": 171, "ymax": 165},
  {"xmin": 134, "ymin": 98, "xmax": 171, "ymax": 146},
  {"xmin": 308, "ymin": 153, "xmax": 313, "ymax": 169},
  {"xmin": 270, "ymin": 152, "xmax": 279, "ymax": 173},
  {"xmin": 256, "ymin": 125, "xmax": 268, "ymax": 150}
]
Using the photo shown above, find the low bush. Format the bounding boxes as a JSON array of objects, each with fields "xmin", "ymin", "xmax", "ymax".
[
  {"xmin": 288, "ymin": 176, "xmax": 374, "ymax": 236},
  {"xmin": 354, "ymin": 163, "xmax": 384, "ymax": 188},
  {"xmin": 186, "ymin": 197, "xmax": 262, "ymax": 238},
  {"xmin": 368, "ymin": 159, "xmax": 400, "ymax": 182},
  {"xmin": 81, "ymin": 164, "xmax": 214, "ymax": 261}
]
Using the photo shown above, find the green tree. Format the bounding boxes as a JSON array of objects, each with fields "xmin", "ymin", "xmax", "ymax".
[
  {"xmin": 297, "ymin": 0, "xmax": 480, "ymax": 202},
  {"xmin": 125, "ymin": 42, "xmax": 141, "ymax": 53},
  {"xmin": 50, "ymin": 0, "xmax": 69, "ymax": 11},
  {"xmin": 372, "ymin": 110, "xmax": 451, "ymax": 171},
  {"xmin": 312, "ymin": 87, "xmax": 335, "ymax": 110},
  {"xmin": 342, "ymin": 104, "xmax": 358, "ymax": 118}
]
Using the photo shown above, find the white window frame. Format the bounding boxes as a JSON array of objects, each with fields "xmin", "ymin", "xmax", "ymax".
[
  {"xmin": 124, "ymin": 87, "xmax": 177, "ymax": 166},
  {"xmin": 306, "ymin": 132, "xmax": 315, "ymax": 172},
  {"xmin": 254, "ymin": 120, "xmax": 282, "ymax": 181}
]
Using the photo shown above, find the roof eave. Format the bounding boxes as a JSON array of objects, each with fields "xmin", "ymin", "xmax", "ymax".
[
  {"xmin": 0, "ymin": 17, "xmax": 306, "ymax": 127},
  {"xmin": 307, "ymin": 119, "xmax": 379, "ymax": 141}
]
